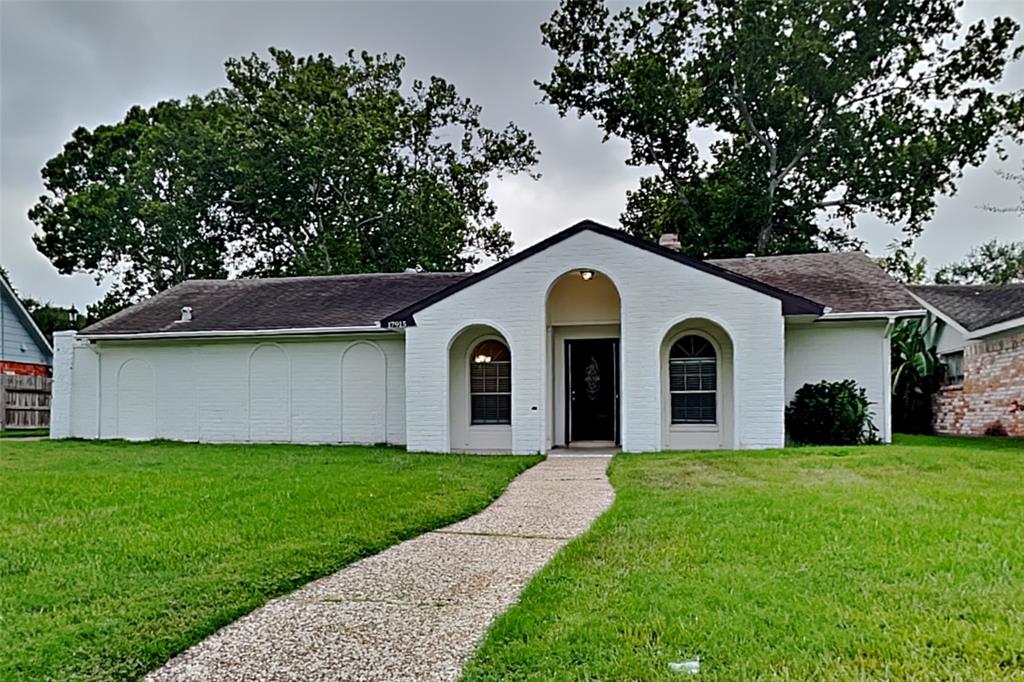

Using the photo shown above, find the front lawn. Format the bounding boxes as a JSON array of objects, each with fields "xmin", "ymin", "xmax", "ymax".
[
  {"xmin": 464, "ymin": 435, "xmax": 1024, "ymax": 680},
  {"xmin": 0, "ymin": 439, "xmax": 539, "ymax": 681}
]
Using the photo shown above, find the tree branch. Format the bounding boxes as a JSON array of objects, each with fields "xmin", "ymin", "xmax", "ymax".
[
  {"xmin": 728, "ymin": 76, "xmax": 782, "ymax": 253},
  {"xmin": 816, "ymin": 194, "xmax": 886, "ymax": 209},
  {"xmin": 728, "ymin": 77, "xmax": 776, "ymax": 172},
  {"xmin": 772, "ymin": 107, "xmax": 832, "ymax": 189}
]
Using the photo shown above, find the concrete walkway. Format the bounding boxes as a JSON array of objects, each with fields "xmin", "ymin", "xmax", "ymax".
[{"xmin": 147, "ymin": 456, "xmax": 614, "ymax": 682}]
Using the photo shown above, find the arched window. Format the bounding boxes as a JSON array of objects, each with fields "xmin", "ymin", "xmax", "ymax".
[
  {"xmin": 470, "ymin": 340, "xmax": 511, "ymax": 425},
  {"xmin": 669, "ymin": 335, "xmax": 717, "ymax": 424}
]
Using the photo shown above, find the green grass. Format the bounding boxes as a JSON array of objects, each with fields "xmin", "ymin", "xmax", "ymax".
[
  {"xmin": 0, "ymin": 428, "xmax": 48, "ymax": 438},
  {"xmin": 464, "ymin": 435, "xmax": 1024, "ymax": 681},
  {"xmin": 0, "ymin": 439, "xmax": 539, "ymax": 681}
]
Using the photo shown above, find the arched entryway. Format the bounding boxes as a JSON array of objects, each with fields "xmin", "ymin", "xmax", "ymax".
[
  {"xmin": 546, "ymin": 269, "xmax": 622, "ymax": 448},
  {"xmin": 448, "ymin": 324, "xmax": 512, "ymax": 452},
  {"xmin": 660, "ymin": 318, "xmax": 735, "ymax": 450}
]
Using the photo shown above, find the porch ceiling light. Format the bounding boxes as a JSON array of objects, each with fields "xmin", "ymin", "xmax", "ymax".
[
  {"xmin": 579, "ymin": 269, "xmax": 595, "ymax": 281},
  {"xmin": 474, "ymin": 353, "xmax": 492, "ymax": 363}
]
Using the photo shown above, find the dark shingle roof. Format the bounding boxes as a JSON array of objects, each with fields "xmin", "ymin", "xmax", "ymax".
[
  {"xmin": 83, "ymin": 226, "xmax": 921, "ymax": 337},
  {"xmin": 908, "ymin": 283, "xmax": 1024, "ymax": 332},
  {"xmin": 82, "ymin": 273, "xmax": 470, "ymax": 335},
  {"xmin": 709, "ymin": 252, "xmax": 921, "ymax": 314}
]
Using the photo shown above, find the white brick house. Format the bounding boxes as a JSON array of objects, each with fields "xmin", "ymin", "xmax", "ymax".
[{"xmin": 51, "ymin": 221, "xmax": 923, "ymax": 453}]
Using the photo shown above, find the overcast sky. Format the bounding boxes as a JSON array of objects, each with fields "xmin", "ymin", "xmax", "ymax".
[{"xmin": 2, "ymin": 0, "xmax": 1022, "ymax": 309}]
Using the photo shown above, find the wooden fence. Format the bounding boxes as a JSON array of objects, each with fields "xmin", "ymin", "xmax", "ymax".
[{"xmin": 0, "ymin": 374, "xmax": 52, "ymax": 430}]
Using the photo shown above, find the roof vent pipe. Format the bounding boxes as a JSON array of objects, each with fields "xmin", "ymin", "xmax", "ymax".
[
  {"xmin": 403, "ymin": 267, "xmax": 418, "ymax": 274},
  {"xmin": 745, "ymin": 253, "xmax": 756, "ymax": 258},
  {"xmin": 658, "ymin": 233, "xmax": 681, "ymax": 252},
  {"xmin": 179, "ymin": 306, "xmax": 193, "ymax": 323}
]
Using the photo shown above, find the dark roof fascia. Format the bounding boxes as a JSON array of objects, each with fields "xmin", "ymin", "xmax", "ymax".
[
  {"xmin": 381, "ymin": 220, "xmax": 825, "ymax": 327},
  {"xmin": 81, "ymin": 326, "xmax": 397, "ymax": 341}
]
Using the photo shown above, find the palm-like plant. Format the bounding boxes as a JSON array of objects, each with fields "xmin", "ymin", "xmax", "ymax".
[{"xmin": 890, "ymin": 315, "xmax": 941, "ymax": 433}]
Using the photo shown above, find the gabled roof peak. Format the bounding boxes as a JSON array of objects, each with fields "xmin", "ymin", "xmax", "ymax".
[
  {"xmin": 1, "ymin": 276, "xmax": 53, "ymax": 357},
  {"xmin": 381, "ymin": 220, "xmax": 825, "ymax": 326}
]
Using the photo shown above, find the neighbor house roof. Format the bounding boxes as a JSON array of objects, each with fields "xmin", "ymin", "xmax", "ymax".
[
  {"xmin": 908, "ymin": 283, "xmax": 1024, "ymax": 333},
  {"xmin": 81, "ymin": 273, "xmax": 469, "ymax": 337},
  {"xmin": 709, "ymin": 251, "xmax": 923, "ymax": 315},
  {"xmin": 1, "ymin": 276, "xmax": 53, "ymax": 363}
]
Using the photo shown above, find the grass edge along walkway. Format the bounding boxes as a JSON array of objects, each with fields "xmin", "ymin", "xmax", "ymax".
[
  {"xmin": 462, "ymin": 435, "xmax": 1024, "ymax": 681},
  {"xmin": 1, "ymin": 439, "xmax": 540, "ymax": 681}
]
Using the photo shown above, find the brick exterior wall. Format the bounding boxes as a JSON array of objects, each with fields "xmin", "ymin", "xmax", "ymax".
[
  {"xmin": 406, "ymin": 228, "xmax": 892, "ymax": 453},
  {"xmin": 51, "ymin": 228, "xmax": 896, "ymax": 451},
  {"xmin": 405, "ymin": 228, "xmax": 788, "ymax": 453},
  {"xmin": 50, "ymin": 334, "xmax": 406, "ymax": 443},
  {"xmin": 933, "ymin": 331, "xmax": 1024, "ymax": 437}
]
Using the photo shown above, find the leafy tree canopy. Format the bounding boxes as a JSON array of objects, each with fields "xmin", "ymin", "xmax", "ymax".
[
  {"xmin": 31, "ymin": 98, "xmax": 237, "ymax": 313},
  {"xmin": 540, "ymin": 0, "xmax": 1023, "ymax": 257},
  {"xmin": 31, "ymin": 48, "xmax": 539, "ymax": 312},
  {"xmin": 876, "ymin": 239, "xmax": 929, "ymax": 284},
  {"xmin": 935, "ymin": 239, "xmax": 1024, "ymax": 285},
  {"xmin": 20, "ymin": 300, "xmax": 86, "ymax": 345}
]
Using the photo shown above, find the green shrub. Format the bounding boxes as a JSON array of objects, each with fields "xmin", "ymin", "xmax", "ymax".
[{"xmin": 786, "ymin": 380, "xmax": 879, "ymax": 445}]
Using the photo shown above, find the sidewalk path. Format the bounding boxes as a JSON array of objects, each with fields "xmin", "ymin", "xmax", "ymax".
[{"xmin": 147, "ymin": 455, "xmax": 614, "ymax": 682}]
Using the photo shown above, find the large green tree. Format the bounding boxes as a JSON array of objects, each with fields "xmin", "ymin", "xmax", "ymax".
[
  {"xmin": 541, "ymin": 0, "xmax": 1023, "ymax": 257},
  {"xmin": 31, "ymin": 49, "xmax": 538, "ymax": 309},
  {"xmin": 31, "ymin": 98, "xmax": 238, "ymax": 313},
  {"xmin": 219, "ymin": 49, "xmax": 538, "ymax": 276}
]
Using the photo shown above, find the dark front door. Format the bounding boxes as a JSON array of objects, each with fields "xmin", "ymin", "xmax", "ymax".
[{"xmin": 566, "ymin": 339, "xmax": 619, "ymax": 443}]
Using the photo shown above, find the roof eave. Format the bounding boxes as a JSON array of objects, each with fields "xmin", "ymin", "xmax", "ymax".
[
  {"xmin": 907, "ymin": 291, "xmax": 971, "ymax": 336},
  {"xmin": 80, "ymin": 325, "xmax": 393, "ymax": 341},
  {"xmin": 816, "ymin": 309, "xmax": 926, "ymax": 322},
  {"xmin": 965, "ymin": 315, "xmax": 1024, "ymax": 340}
]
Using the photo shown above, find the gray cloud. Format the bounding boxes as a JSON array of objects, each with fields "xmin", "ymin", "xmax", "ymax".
[{"xmin": 1, "ymin": 0, "xmax": 1020, "ymax": 307}]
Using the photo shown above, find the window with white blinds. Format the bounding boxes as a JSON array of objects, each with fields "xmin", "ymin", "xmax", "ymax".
[{"xmin": 669, "ymin": 335, "xmax": 717, "ymax": 424}]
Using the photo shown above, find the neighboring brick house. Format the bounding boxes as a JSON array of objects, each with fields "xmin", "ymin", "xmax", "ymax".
[
  {"xmin": 1, "ymin": 276, "xmax": 53, "ymax": 377},
  {"xmin": 51, "ymin": 220, "xmax": 923, "ymax": 451},
  {"xmin": 909, "ymin": 284, "xmax": 1024, "ymax": 437}
]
